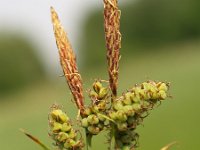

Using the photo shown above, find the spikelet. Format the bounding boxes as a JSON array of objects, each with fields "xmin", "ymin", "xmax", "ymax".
[
  {"xmin": 51, "ymin": 7, "xmax": 84, "ymax": 113},
  {"xmin": 103, "ymin": 0, "xmax": 121, "ymax": 97},
  {"xmin": 81, "ymin": 81, "xmax": 110, "ymax": 135},
  {"xmin": 49, "ymin": 104, "xmax": 83, "ymax": 150}
]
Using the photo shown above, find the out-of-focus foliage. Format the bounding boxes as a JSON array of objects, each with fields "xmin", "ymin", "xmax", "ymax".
[
  {"xmin": 0, "ymin": 33, "xmax": 45, "ymax": 95},
  {"xmin": 81, "ymin": 0, "xmax": 200, "ymax": 67},
  {"xmin": 122, "ymin": 0, "xmax": 200, "ymax": 45}
]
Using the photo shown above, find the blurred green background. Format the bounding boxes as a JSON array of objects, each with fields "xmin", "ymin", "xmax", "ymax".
[{"xmin": 1, "ymin": 0, "xmax": 200, "ymax": 149}]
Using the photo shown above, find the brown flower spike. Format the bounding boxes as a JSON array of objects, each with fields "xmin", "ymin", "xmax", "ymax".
[
  {"xmin": 51, "ymin": 7, "xmax": 84, "ymax": 113},
  {"xmin": 104, "ymin": 0, "xmax": 121, "ymax": 98}
]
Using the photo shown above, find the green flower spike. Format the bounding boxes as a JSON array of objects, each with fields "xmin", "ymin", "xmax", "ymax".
[
  {"xmin": 109, "ymin": 81, "xmax": 170, "ymax": 149},
  {"xmin": 82, "ymin": 81, "xmax": 111, "ymax": 135},
  {"xmin": 49, "ymin": 105, "xmax": 83, "ymax": 150}
]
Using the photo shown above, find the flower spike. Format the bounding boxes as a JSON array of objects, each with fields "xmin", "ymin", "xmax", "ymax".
[
  {"xmin": 103, "ymin": 0, "xmax": 121, "ymax": 98},
  {"xmin": 50, "ymin": 7, "xmax": 84, "ymax": 112}
]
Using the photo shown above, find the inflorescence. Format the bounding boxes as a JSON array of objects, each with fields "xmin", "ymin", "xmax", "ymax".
[
  {"xmin": 49, "ymin": 105, "xmax": 83, "ymax": 150},
  {"xmin": 23, "ymin": 1, "xmax": 172, "ymax": 150},
  {"xmin": 48, "ymin": 2, "xmax": 171, "ymax": 149},
  {"xmin": 79, "ymin": 80, "xmax": 169, "ymax": 149}
]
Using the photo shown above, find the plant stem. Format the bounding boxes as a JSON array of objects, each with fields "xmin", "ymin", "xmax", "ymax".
[
  {"xmin": 110, "ymin": 123, "xmax": 116, "ymax": 150},
  {"xmin": 86, "ymin": 131, "xmax": 92, "ymax": 150}
]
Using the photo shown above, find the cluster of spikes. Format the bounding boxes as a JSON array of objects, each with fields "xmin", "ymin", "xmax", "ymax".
[
  {"xmin": 49, "ymin": 0, "xmax": 171, "ymax": 149},
  {"xmin": 81, "ymin": 80, "xmax": 169, "ymax": 149},
  {"xmin": 22, "ymin": 1, "xmax": 172, "ymax": 150}
]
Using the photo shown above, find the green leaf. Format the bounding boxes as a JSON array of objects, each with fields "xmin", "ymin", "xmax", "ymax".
[
  {"xmin": 161, "ymin": 141, "xmax": 178, "ymax": 150},
  {"xmin": 20, "ymin": 129, "xmax": 51, "ymax": 150}
]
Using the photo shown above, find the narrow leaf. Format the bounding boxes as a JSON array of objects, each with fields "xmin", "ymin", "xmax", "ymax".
[
  {"xmin": 20, "ymin": 129, "xmax": 50, "ymax": 150},
  {"xmin": 161, "ymin": 141, "xmax": 178, "ymax": 150}
]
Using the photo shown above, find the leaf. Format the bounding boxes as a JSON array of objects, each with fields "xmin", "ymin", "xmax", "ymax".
[
  {"xmin": 20, "ymin": 129, "xmax": 51, "ymax": 150},
  {"xmin": 161, "ymin": 141, "xmax": 178, "ymax": 150}
]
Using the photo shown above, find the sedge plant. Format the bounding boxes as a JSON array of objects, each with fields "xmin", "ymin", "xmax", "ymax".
[{"xmin": 22, "ymin": 0, "xmax": 175, "ymax": 150}]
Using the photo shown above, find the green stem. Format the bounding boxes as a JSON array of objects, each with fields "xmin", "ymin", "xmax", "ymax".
[
  {"xmin": 86, "ymin": 131, "xmax": 92, "ymax": 150},
  {"xmin": 109, "ymin": 123, "xmax": 116, "ymax": 150}
]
